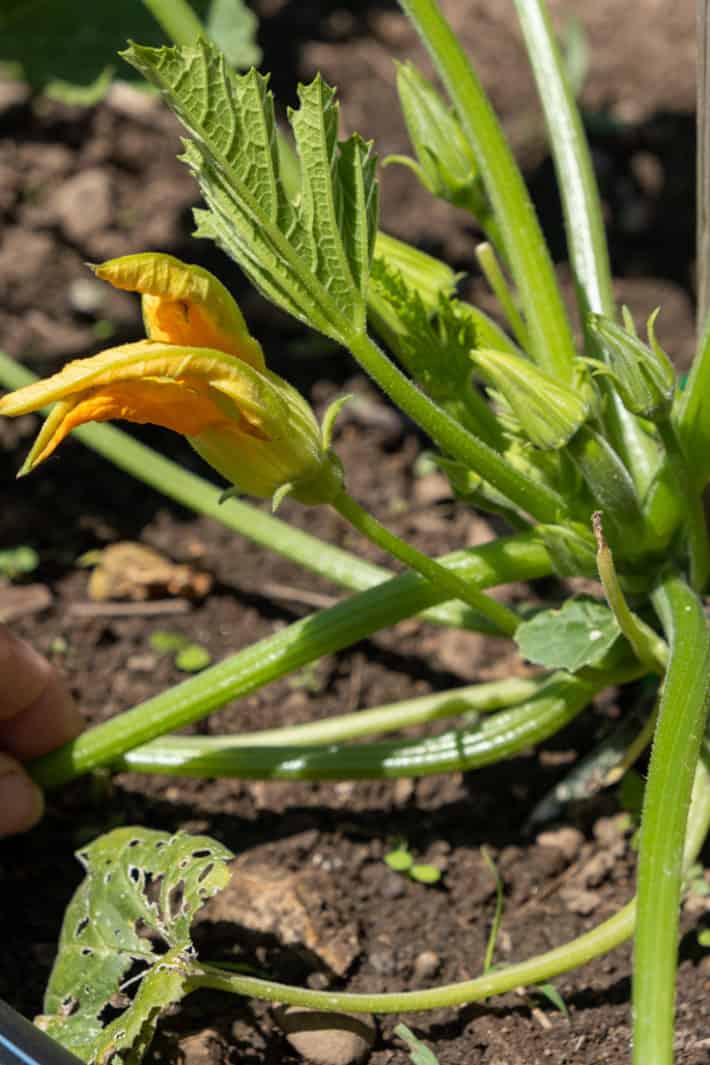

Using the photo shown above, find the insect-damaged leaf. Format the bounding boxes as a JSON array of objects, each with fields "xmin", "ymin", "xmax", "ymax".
[
  {"xmin": 515, "ymin": 598, "xmax": 622, "ymax": 673},
  {"xmin": 38, "ymin": 827, "xmax": 233, "ymax": 1064}
]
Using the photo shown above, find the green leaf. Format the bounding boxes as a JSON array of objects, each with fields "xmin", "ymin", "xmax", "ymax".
[
  {"xmin": 149, "ymin": 630, "xmax": 189, "ymax": 653},
  {"xmin": 122, "ymin": 41, "xmax": 378, "ymax": 343},
  {"xmin": 534, "ymin": 981, "xmax": 570, "ymax": 1018},
  {"xmin": 515, "ymin": 598, "xmax": 622, "ymax": 673},
  {"xmin": 0, "ymin": 544, "xmax": 39, "ymax": 579},
  {"xmin": 39, "ymin": 827, "xmax": 233, "ymax": 1063},
  {"xmin": 368, "ymin": 257, "xmax": 503, "ymax": 450},
  {"xmin": 175, "ymin": 643, "xmax": 212, "ymax": 672},
  {"xmin": 409, "ymin": 864, "xmax": 442, "ymax": 885},
  {"xmin": 370, "ymin": 259, "xmax": 474, "ymax": 392},
  {"xmin": 0, "ymin": 0, "xmax": 257, "ymax": 102},
  {"xmin": 205, "ymin": 0, "xmax": 261, "ymax": 69},
  {"xmin": 395, "ymin": 1023, "xmax": 441, "ymax": 1065},
  {"xmin": 384, "ymin": 847, "xmax": 413, "ymax": 873}
]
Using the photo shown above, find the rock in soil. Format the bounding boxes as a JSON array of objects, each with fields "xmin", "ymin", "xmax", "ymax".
[{"xmin": 275, "ymin": 1006, "xmax": 376, "ymax": 1065}]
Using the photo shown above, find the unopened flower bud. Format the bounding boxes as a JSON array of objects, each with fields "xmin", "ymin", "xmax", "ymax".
[
  {"xmin": 386, "ymin": 62, "xmax": 487, "ymax": 216},
  {"xmin": 472, "ymin": 349, "xmax": 591, "ymax": 450},
  {"xmin": 587, "ymin": 310, "xmax": 675, "ymax": 420}
]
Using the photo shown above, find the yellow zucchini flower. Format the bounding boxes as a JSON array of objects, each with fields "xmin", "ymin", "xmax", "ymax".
[{"xmin": 0, "ymin": 255, "xmax": 342, "ymax": 504}]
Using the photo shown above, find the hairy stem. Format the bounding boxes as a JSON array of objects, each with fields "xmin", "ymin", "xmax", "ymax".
[
  {"xmin": 632, "ymin": 575, "xmax": 710, "ymax": 1064},
  {"xmin": 345, "ymin": 331, "xmax": 568, "ymax": 523},
  {"xmin": 332, "ymin": 490, "xmax": 520, "ymax": 636},
  {"xmin": 399, "ymin": 0, "xmax": 576, "ymax": 381},
  {"xmin": 117, "ymin": 668, "xmax": 639, "ymax": 779},
  {"xmin": 29, "ymin": 533, "xmax": 550, "ymax": 789}
]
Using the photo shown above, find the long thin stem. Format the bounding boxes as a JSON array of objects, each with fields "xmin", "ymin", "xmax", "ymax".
[
  {"xmin": 118, "ymin": 668, "xmax": 637, "ymax": 779},
  {"xmin": 475, "ymin": 242, "xmax": 529, "ymax": 350},
  {"xmin": 122, "ymin": 676, "xmax": 540, "ymax": 750},
  {"xmin": 332, "ymin": 490, "xmax": 520, "ymax": 636},
  {"xmin": 398, "ymin": 0, "xmax": 576, "ymax": 381},
  {"xmin": 187, "ymin": 749, "xmax": 710, "ymax": 1012},
  {"xmin": 633, "ymin": 574, "xmax": 710, "ymax": 1064},
  {"xmin": 0, "ymin": 352, "xmax": 529, "ymax": 634},
  {"xmin": 345, "ymin": 331, "xmax": 568, "ymax": 524},
  {"xmin": 593, "ymin": 513, "xmax": 668, "ymax": 674},
  {"xmin": 28, "ymin": 533, "xmax": 551, "ymax": 790}
]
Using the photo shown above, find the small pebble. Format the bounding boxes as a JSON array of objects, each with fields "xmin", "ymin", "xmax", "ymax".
[
  {"xmin": 413, "ymin": 950, "xmax": 441, "ymax": 982},
  {"xmin": 381, "ymin": 873, "xmax": 406, "ymax": 900},
  {"xmin": 275, "ymin": 1006, "xmax": 375, "ymax": 1065}
]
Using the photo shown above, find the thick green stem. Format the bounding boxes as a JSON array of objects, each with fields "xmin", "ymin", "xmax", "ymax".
[
  {"xmin": 513, "ymin": 0, "xmax": 613, "ymax": 318},
  {"xmin": 345, "ymin": 331, "xmax": 568, "ymax": 523},
  {"xmin": 187, "ymin": 748, "xmax": 710, "ymax": 1013},
  {"xmin": 398, "ymin": 0, "xmax": 576, "ymax": 381},
  {"xmin": 513, "ymin": 0, "xmax": 659, "ymax": 496},
  {"xmin": 332, "ymin": 490, "xmax": 520, "ymax": 636},
  {"xmin": 655, "ymin": 419, "xmax": 710, "ymax": 592},
  {"xmin": 698, "ymin": 0, "xmax": 710, "ymax": 330},
  {"xmin": 633, "ymin": 575, "xmax": 710, "ymax": 1064},
  {"xmin": 677, "ymin": 309, "xmax": 710, "ymax": 489},
  {"xmin": 28, "ymin": 533, "xmax": 550, "ymax": 790}
]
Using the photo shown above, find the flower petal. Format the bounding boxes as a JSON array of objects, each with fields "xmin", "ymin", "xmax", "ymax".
[
  {"xmin": 93, "ymin": 253, "xmax": 266, "ymax": 370},
  {"xmin": 0, "ymin": 342, "xmax": 260, "ymax": 417},
  {"xmin": 17, "ymin": 379, "xmax": 231, "ymax": 473}
]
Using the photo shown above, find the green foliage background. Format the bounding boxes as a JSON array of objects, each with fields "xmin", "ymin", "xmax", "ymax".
[{"xmin": 0, "ymin": 0, "xmax": 260, "ymax": 102}]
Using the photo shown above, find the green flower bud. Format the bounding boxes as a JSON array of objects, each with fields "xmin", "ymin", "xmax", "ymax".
[
  {"xmin": 472, "ymin": 349, "xmax": 591, "ymax": 450},
  {"xmin": 587, "ymin": 310, "xmax": 675, "ymax": 419},
  {"xmin": 386, "ymin": 62, "xmax": 486, "ymax": 215}
]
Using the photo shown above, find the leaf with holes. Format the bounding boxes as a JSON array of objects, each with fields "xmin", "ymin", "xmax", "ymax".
[
  {"xmin": 37, "ymin": 827, "xmax": 233, "ymax": 1064},
  {"xmin": 514, "ymin": 597, "xmax": 623, "ymax": 673}
]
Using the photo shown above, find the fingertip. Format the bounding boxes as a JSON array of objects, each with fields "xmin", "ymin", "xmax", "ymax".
[
  {"xmin": 0, "ymin": 677, "xmax": 83, "ymax": 761},
  {"xmin": 0, "ymin": 754, "xmax": 44, "ymax": 837}
]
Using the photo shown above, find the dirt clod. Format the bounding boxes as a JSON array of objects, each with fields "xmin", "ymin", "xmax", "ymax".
[{"xmin": 536, "ymin": 826, "xmax": 584, "ymax": 863}]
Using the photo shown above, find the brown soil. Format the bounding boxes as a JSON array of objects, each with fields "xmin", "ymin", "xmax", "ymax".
[{"xmin": 0, "ymin": 2, "xmax": 708, "ymax": 1063}]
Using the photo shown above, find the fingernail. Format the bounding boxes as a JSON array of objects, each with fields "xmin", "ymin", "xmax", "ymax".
[{"xmin": 0, "ymin": 757, "xmax": 44, "ymax": 837}]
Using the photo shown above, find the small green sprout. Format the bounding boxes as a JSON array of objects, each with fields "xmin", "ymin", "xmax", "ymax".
[
  {"xmin": 395, "ymin": 1023, "xmax": 441, "ymax": 1065},
  {"xmin": 149, "ymin": 630, "xmax": 212, "ymax": 672},
  {"xmin": 533, "ymin": 982, "xmax": 570, "ymax": 1019},
  {"xmin": 384, "ymin": 842, "xmax": 442, "ymax": 885},
  {"xmin": 0, "ymin": 544, "xmax": 39, "ymax": 580}
]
